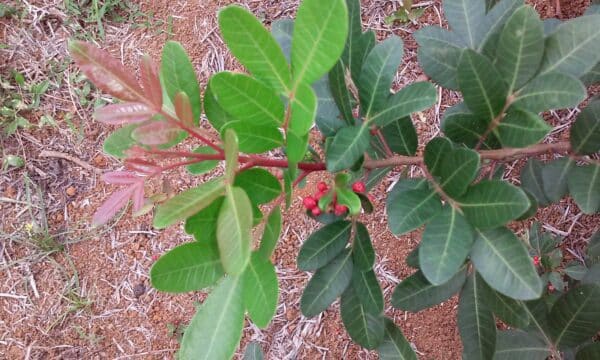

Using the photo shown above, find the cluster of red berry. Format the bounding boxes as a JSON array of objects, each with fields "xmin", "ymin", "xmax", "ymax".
[
  {"xmin": 533, "ymin": 255, "xmax": 540, "ymax": 266},
  {"xmin": 302, "ymin": 181, "xmax": 366, "ymax": 217}
]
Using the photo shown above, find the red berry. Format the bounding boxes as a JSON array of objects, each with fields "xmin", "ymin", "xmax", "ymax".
[
  {"xmin": 352, "ymin": 181, "xmax": 366, "ymax": 193},
  {"xmin": 311, "ymin": 207, "xmax": 322, "ymax": 216},
  {"xmin": 317, "ymin": 181, "xmax": 328, "ymax": 192},
  {"xmin": 334, "ymin": 204, "xmax": 348, "ymax": 216},
  {"xmin": 314, "ymin": 190, "xmax": 326, "ymax": 200},
  {"xmin": 548, "ymin": 284, "xmax": 555, "ymax": 292},
  {"xmin": 533, "ymin": 256, "xmax": 540, "ymax": 266},
  {"xmin": 370, "ymin": 127, "xmax": 378, "ymax": 136},
  {"xmin": 303, "ymin": 196, "xmax": 317, "ymax": 209},
  {"xmin": 152, "ymin": 254, "xmax": 159, "ymax": 261}
]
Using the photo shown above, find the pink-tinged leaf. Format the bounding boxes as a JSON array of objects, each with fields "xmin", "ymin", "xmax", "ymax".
[
  {"xmin": 94, "ymin": 102, "xmax": 154, "ymax": 125},
  {"xmin": 92, "ymin": 187, "xmax": 135, "ymax": 226},
  {"xmin": 125, "ymin": 158, "xmax": 161, "ymax": 174},
  {"xmin": 102, "ymin": 171, "xmax": 140, "ymax": 184},
  {"xmin": 140, "ymin": 55, "xmax": 163, "ymax": 109},
  {"xmin": 131, "ymin": 121, "xmax": 180, "ymax": 146},
  {"xmin": 174, "ymin": 92, "xmax": 194, "ymax": 126},
  {"xmin": 131, "ymin": 182, "xmax": 145, "ymax": 212},
  {"xmin": 69, "ymin": 40, "xmax": 145, "ymax": 102}
]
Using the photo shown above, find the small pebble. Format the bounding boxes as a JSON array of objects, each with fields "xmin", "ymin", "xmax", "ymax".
[
  {"xmin": 66, "ymin": 186, "xmax": 77, "ymax": 196},
  {"xmin": 133, "ymin": 283, "xmax": 146, "ymax": 298}
]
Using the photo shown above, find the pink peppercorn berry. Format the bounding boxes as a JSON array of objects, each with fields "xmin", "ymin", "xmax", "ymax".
[{"xmin": 352, "ymin": 181, "xmax": 366, "ymax": 193}]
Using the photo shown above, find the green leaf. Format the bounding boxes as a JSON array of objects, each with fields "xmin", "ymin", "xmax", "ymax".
[
  {"xmin": 370, "ymin": 82, "xmax": 437, "ymax": 126},
  {"xmin": 391, "ymin": 267, "xmax": 467, "ymax": 312},
  {"xmin": 326, "ymin": 125, "xmax": 371, "ymax": 172},
  {"xmin": 541, "ymin": 158, "xmax": 573, "ymax": 203},
  {"xmin": 458, "ymin": 49, "xmax": 507, "ymax": 123},
  {"xmin": 187, "ymin": 146, "xmax": 219, "ymax": 175},
  {"xmin": 258, "ymin": 207, "xmax": 282, "ymax": 260},
  {"xmin": 150, "ymin": 242, "xmax": 224, "ymax": 293},
  {"xmin": 415, "ymin": 26, "xmax": 464, "ymax": 89},
  {"xmin": 300, "ymin": 249, "xmax": 353, "ymax": 318},
  {"xmin": 185, "ymin": 197, "xmax": 223, "ymax": 244},
  {"xmin": 511, "ymin": 72, "xmax": 586, "ymax": 113},
  {"xmin": 478, "ymin": 0, "xmax": 525, "ymax": 55},
  {"xmin": 419, "ymin": 206, "xmax": 475, "ymax": 285},
  {"xmin": 458, "ymin": 273, "xmax": 496, "ymax": 360},
  {"xmin": 520, "ymin": 158, "xmax": 551, "ymax": 206},
  {"xmin": 161, "ymin": 41, "xmax": 202, "ymax": 124},
  {"xmin": 234, "ymin": 168, "xmax": 281, "ymax": 205},
  {"xmin": 217, "ymin": 187, "xmax": 253, "ymax": 275},
  {"xmin": 516, "ymin": 190, "xmax": 538, "ymax": 221},
  {"xmin": 312, "ymin": 74, "xmax": 345, "ymax": 136},
  {"xmin": 387, "ymin": 188, "xmax": 442, "ymax": 236},
  {"xmin": 564, "ymin": 264, "xmax": 588, "ymax": 281},
  {"xmin": 424, "ymin": 137, "xmax": 454, "ymax": 177},
  {"xmin": 471, "ymin": 227, "xmax": 543, "ymax": 300},
  {"xmin": 441, "ymin": 103, "xmax": 500, "ymax": 149},
  {"xmin": 328, "ymin": 61, "xmax": 354, "ymax": 124},
  {"xmin": 577, "ymin": 343, "xmax": 600, "ymax": 360},
  {"xmin": 340, "ymin": 285, "xmax": 385, "ymax": 349},
  {"xmin": 582, "ymin": 264, "xmax": 600, "ymax": 285},
  {"xmin": 243, "ymin": 342, "xmax": 265, "ymax": 360},
  {"xmin": 223, "ymin": 121, "xmax": 284, "ymax": 153},
  {"xmin": 218, "ymin": 5, "xmax": 291, "ymax": 93},
  {"xmin": 493, "ymin": 330, "xmax": 551, "ymax": 360},
  {"xmin": 377, "ymin": 318, "xmax": 417, "ymax": 360},
  {"xmin": 540, "ymin": 14, "xmax": 600, "ymax": 77},
  {"xmin": 549, "ymin": 284, "xmax": 600, "ymax": 348},
  {"xmin": 154, "ymin": 179, "xmax": 225, "ymax": 229},
  {"xmin": 242, "ymin": 253, "xmax": 279, "ymax": 328},
  {"xmin": 336, "ymin": 187, "xmax": 361, "ymax": 215},
  {"xmin": 487, "ymin": 285, "xmax": 530, "ymax": 328},
  {"xmin": 359, "ymin": 36, "xmax": 404, "ymax": 118},
  {"xmin": 285, "ymin": 128, "xmax": 309, "ymax": 163},
  {"xmin": 180, "ymin": 276, "xmax": 244, "ymax": 360},
  {"xmin": 103, "ymin": 124, "xmax": 136, "ymax": 158},
  {"xmin": 224, "ymin": 129, "xmax": 238, "ymax": 182},
  {"xmin": 297, "ymin": 221, "xmax": 352, "ymax": 271},
  {"xmin": 438, "ymin": 148, "xmax": 481, "ymax": 198},
  {"xmin": 497, "ymin": 109, "xmax": 551, "ymax": 148},
  {"xmin": 341, "ymin": 0, "xmax": 375, "ymax": 83},
  {"xmin": 291, "ymin": 0, "xmax": 348, "ymax": 86},
  {"xmin": 209, "ymin": 72, "xmax": 285, "ymax": 127},
  {"xmin": 290, "ymin": 82, "xmax": 318, "ymax": 135},
  {"xmin": 352, "ymin": 222, "xmax": 375, "ymax": 271},
  {"xmin": 381, "ymin": 117, "xmax": 418, "ymax": 156},
  {"xmin": 352, "ymin": 268, "xmax": 384, "ymax": 314},
  {"xmin": 568, "ymin": 164, "xmax": 600, "ymax": 214},
  {"xmin": 271, "ymin": 19, "xmax": 293, "ymax": 61},
  {"xmin": 444, "ymin": 0, "xmax": 485, "ymax": 48},
  {"xmin": 581, "ymin": 62, "xmax": 600, "ymax": 85},
  {"xmin": 203, "ymin": 82, "xmax": 234, "ymax": 131},
  {"xmin": 571, "ymin": 100, "xmax": 600, "ymax": 155},
  {"xmin": 457, "ymin": 180, "xmax": 530, "ymax": 230},
  {"xmin": 495, "ymin": 5, "xmax": 544, "ymax": 92}
]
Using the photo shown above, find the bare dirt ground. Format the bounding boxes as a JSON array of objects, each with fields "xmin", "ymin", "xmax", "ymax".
[{"xmin": 1, "ymin": 0, "xmax": 597, "ymax": 359}]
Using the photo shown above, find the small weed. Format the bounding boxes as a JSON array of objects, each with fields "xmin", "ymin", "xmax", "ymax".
[
  {"xmin": 385, "ymin": 0, "xmax": 427, "ymax": 25},
  {"xmin": 167, "ymin": 322, "xmax": 187, "ymax": 343},
  {"xmin": 73, "ymin": 326, "xmax": 104, "ymax": 345}
]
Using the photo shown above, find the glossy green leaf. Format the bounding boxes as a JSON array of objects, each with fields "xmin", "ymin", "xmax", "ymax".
[
  {"xmin": 243, "ymin": 342, "xmax": 265, "ymax": 360},
  {"xmin": 352, "ymin": 268, "xmax": 384, "ymax": 314},
  {"xmin": 568, "ymin": 164, "xmax": 600, "ymax": 214},
  {"xmin": 150, "ymin": 242, "xmax": 224, "ymax": 293},
  {"xmin": 381, "ymin": 117, "xmax": 418, "ymax": 156},
  {"xmin": 577, "ymin": 343, "xmax": 600, "ymax": 360},
  {"xmin": 285, "ymin": 128, "xmax": 309, "ymax": 164},
  {"xmin": 154, "ymin": 179, "xmax": 225, "ymax": 229},
  {"xmin": 541, "ymin": 158, "xmax": 573, "ymax": 203},
  {"xmin": 582, "ymin": 264, "xmax": 600, "ymax": 285},
  {"xmin": 377, "ymin": 318, "xmax": 417, "ymax": 360},
  {"xmin": 441, "ymin": 103, "xmax": 500, "ymax": 149},
  {"xmin": 161, "ymin": 41, "xmax": 202, "ymax": 124},
  {"xmin": 438, "ymin": 148, "xmax": 480, "ymax": 198},
  {"xmin": 234, "ymin": 168, "xmax": 281, "ymax": 205},
  {"xmin": 420, "ymin": 206, "xmax": 475, "ymax": 285},
  {"xmin": 291, "ymin": 0, "xmax": 348, "ymax": 86},
  {"xmin": 209, "ymin": 72, "xmax": 284, "ymax": 127},
  {"xmin": 571, "ymin": 100, "xmax": 600, "ymax": 155},
  {"xmin": 478, "ymin": 0, "xmax": 525, "ymax": 55},
  {"xmin": 271, "ymin": 19, "xmax": 293, "ymax": 62},
  {"xmin": 180, "ymin": 276, "xmax": 244, "ymax": 360},
  {"xmin": 297, "ymin": 221, "xmax": 351, "ymax": 271},
  {"xmin": 290, "ymin": 82, "xmax": 318, "ymax": 135},
  {"xmin": 549, "ymin": 284, "xmax": 600, "ymax": 348},
  {"xmin": 103, "ymin": 124, "xmax": 136, "ymax": 158},
  {"xmin": 219, "ymin": 5, "xmax": 291, "ymax": 93},
  {"xmin": 424, "ymin": 137, "xmax": 454, "ymax": 177},
  {"xmin": 387, "ymin": 189, "xmax": 442, "ymax": 235},
  {"xmin": 487, "ymin": 284, "xmax": 530, "ymax": 328},
  {"xmin": 242, "ymin": 253, "xmax": 279, "ymax": 328},
  {"xmin": 581, "ymin": 62, "xmax": 600, "ymax": 85},
  {"xmin": 458, "ymin": 273, "xmax": 496, "ymax": 360},
  {"xmin": 444, "ymin": 0, "xmax": 485, "ymax": 48},
  {"xmin": 187, "ymin": 146, "xmax": 219, "ymax": 175},
  {"xmin": 564, "ymin": 264, "xmax": 588, "ymax": 281},
  {"xmin": 341, "ymin": 0, "xmax": 375, "ymax": 83},
  {"xmin": 328, "ymin": 61, "xmax": 353, "ymax": 123},
  {"xmin": 336, "ymin": 187, "xmax": 361, "ymax": 215},
  {"xmin": 392, "ymin": 267, "xmax": 467, "ymax": 312},
  {"xmin": 258, "ymin": 207, "xmax": 282, "ymax": 260},
  {"xmin": 312, "ymin": 74, "xmax": 345, "ymax": 136},
  {"xmin": 471, "ymin": 227, "xmax": 543, "ymax": 300},
  {"xmin": 540, "ymin": 14, "xmax": 600, "ymax": 77},
  {"xmin": 370, "ymin": 82, "xmax": 437, "ymax": 126},
  {"xmin": 300, "ymin": 249, "xmax": 353, "ymax": 318},
  {"xmin": 415, "ymin": 26, "xmax": 464, "ymax": 89},
  {"xmin": 511, "ymin": 72, "xmax": 586, "ymax": 113},
  {"xmin": 520, "ymin": 158, "xmax": 551, "ymax": 206},
  {"xmin": 217, "ymin": 187, "xmax": 253, "ymax": 275},
  {"xmin": 497, "ymin": 109, "xmax": 551, "ymax": 148},
  {"xmin": 458, "ymin": 49, "xmax": 507, "ymax": 123},
  {"xmin": 458, "ymin": 180, "xmax": 530, "ymax": 230},
  {"xmin": 359, "ymin": 36, "xmax": 404, "ymax": 118},
  {"xmin": 326, "ymin": 125, "xmax": 371, "ymax": 172},
  {"xmin": 495, "ymin": 5, "xmax": 544, "ymax": 91},
  {"xmin": 341, "ymin": 285, "xmax": 385, "ymax": 349},
  {"xmin": 203, "ymin": 82, "xmax": 234, "ymax": 131},
  {"xmin": 353, "ymin": 222, "xmax": 375, "ymax": 271},
  {"xmin": 185, "ymin": 197, "xmax": 224, "ymax": 244},
  {"xmin": 223, "ymin": 123, "xmax": 283, "ymax": 155},
  {"xmin": 493, "ymin": 330, "xmax": 550, "ymax": 360}
]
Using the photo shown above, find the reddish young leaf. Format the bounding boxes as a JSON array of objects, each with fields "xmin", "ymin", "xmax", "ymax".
[
  {"xmin": 125, "ymin": 158, "xmax": 161, "ymax": 174},
  {"xmin": 131, "ymin": 121, "xmax": 180, "ymax": 145},
  {"xmin": 140, "ymin": 54, "xmax": 163, "ymax": 109},
  {"xmin": 174, "ymin": 92, "xmax": 194, "ymax": 126},
  {"xmin": 69, "ymin": 40, "xmax": 144, "ymax": 102},
  {"xmin": 94, "ymin": 102, "xmax": 154, "ymax": 125},
  {"xmin": 92, "ymin": 187, "xmax": 135, "ymax": 226},
  {"xmin": 102, "ymin": 171, "xmax": 141, "ymax": 184},
  {"xmin": 131, "ymin": 182, "xmax": 145, "ymax": 212}
]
